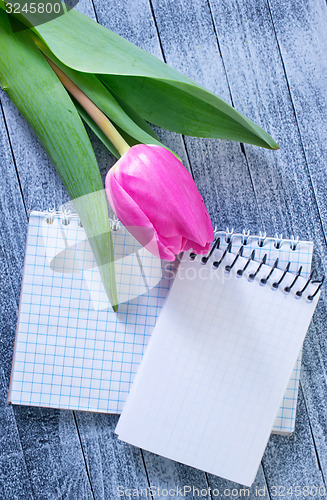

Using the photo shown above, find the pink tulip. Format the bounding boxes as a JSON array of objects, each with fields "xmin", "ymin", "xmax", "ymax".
[{"xmin": 105, "ymin": 144, "xmax": 214, "ymax": 261}]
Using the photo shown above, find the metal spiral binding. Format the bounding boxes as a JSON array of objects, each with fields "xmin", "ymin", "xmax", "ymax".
[
  {"xmin": 189, "ymin": 235, "xmax": 323, "ymax": 301},
  {"xmin": 212, "ymin": 228, "xmax": 301, "ymax": 251},
  {"xmin": 225, "ymin": 246, "xmax": 243, "ymax": 273},
  {"xmin": 236, "ymin": 250, "xmax": 255, "ymax": 277},
  {"xmin": 248, "ymin": 254, "xmax": 267, "ymax": 281},
  {"xmin": 241, "ymin": 229, "xmax": 250, "ymax": 246},
  {"xmin": 260, "ymin": 258, "xmax": 278, "ymax": 285},
  {"xmin": 44, "ymin": 208, "xmax": 122, "ymax": 231},
  {"xmin": 111, "ymin": 215, "xmax": 121, "ymax": 231},
  {"xmin": 61, "ymin": 209, "xmax": 71, "ymax": 226},
  {"xmin": 45, "ymin": 207, "xmax": 56, "ymax": 224},
  {"xmin": 212, "ymin": 242, "xmax": 232, "ymax": 269},
  {"xmin": 258, "ymin": 231, "xmax": 266, "ymax": 247},
  {"xmin": 271, "ymin": 262, "xmax": 291, "ymax": 290}
]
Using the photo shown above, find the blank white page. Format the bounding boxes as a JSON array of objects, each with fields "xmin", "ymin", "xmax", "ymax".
[{"xmin": 116, "ymin": 250, "xmax": 320, "ymax": 486}]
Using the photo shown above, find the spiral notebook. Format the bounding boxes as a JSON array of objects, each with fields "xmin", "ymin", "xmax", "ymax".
[
  {"xmin": 116, "ymin": 246, "xmax": 322, "ymax": 486},
  {"xmin": 9, "ymin": 212, "xmax": 313, "ymax": 433}
]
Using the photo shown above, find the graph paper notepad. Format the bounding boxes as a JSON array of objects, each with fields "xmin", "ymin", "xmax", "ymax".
[
  {"xmin": 116, "ymin": 249, "xmax": 321, "ymax": 486},
  {"xmin": 9, "ymin": 212, "xmax": 313, "ymax": 421},
  {"xmin": 9, "ymin": 211, "xmax": 173, "ymax": 413},
  {"xmin": 214, "ymin": 231, "xmax": 314, "ymax": 436}
]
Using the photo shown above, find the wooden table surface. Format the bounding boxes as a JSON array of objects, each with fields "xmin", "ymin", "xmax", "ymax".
[{"xmin": 1, "ymin": 0, "xmax": 327, "ymax": 498}]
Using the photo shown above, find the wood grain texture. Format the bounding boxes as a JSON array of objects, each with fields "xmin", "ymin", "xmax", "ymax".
[
  {"xmin": 1, "ymin": 0, "xmax": 327, "ymax": 497},
  {"xmin": 0, "ymin": 369, "xmax": 33, "ymax": 500},
  {"xmin": 0, "ymin": 102, "xmax": 27, "ymax": 383},
  {"xmin": 266, "ymin": 0, "xmax": 327, "ymax": 480},
  {"xmin": 0, "ymin": 93, "xmax": 94, "ymax": 499},
  {"xmin": 74, "ymin": 413, "xmax": 150, "ymax": 499},
  {"xmin": 263, "ymin": 386, "xmax": 325, "ymax": 489},
  {"xmin": 0, "ymin": 100, "xmax": 27, "ymax": 300},
  {"xmin": 150, "ymin": 0, "xmax": 263, "ymax": 232},
  {"xmin": 208, "ymin": 0, "xmax": 327, "ymax": 488},
  {"xmin": 268, "ymin": 0, "xmax": 327, "ymax": 229}
]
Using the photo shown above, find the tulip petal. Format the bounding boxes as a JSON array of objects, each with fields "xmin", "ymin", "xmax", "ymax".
[
  {"xmin": 105, "ymin": 144, "xmax": 214, "ymax": 261},
  {"xmin": 106, "ymin": 170, "xmax": 177, "ymax": 261},
  {"xmin": 112, "ymin": 145, "xmax": 214, "ymax": 247}
]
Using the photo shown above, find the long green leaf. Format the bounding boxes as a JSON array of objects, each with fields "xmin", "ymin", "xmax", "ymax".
[
  {"xmin": 101, "ymin": 75, "xmax": 274, "ymax": 147},
  {"xmin": 0, "ymin": 2, "xmax": 278, "ymax": 149},
  {"xmin": 110, "ymin": 91, "xmax": 161, "ymax": 143},
  {"xmin": 31, "ymin": 7, "xmax": 278, "ymax": 149},
  {"xmin": 75, "ymin": 98, "xmax": 149, "ymax": 156},
  {"xmin": 74, "ymin": 99, "xmax": 120, "ymax": 158},
  {"xmin": 0, "ymin": 10, "xmax": 118, "ymax": 309},
  {"xmin": 33, "ymin": 38, "xmax": 163, "ymax": 149}
]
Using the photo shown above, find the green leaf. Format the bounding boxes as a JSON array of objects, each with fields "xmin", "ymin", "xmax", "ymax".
[
  {"xmin": 34, "ymin": 38, "xmax": 164, "ymax": 149},
  {"xmin": 10, "ymin": 5, "xmax": 279, "ymax": 149},
  {"xmin": 101, "ymin": 75, "xmax": 276, "ymax": 148},
  {"xmin": 74, "ymin": 99, "xmax": 120, "ymax": 158},
  {"xmin": 110, "ymin": 91, "xmax": 161, "ymax": 143},
  {"xmin": 0, "ymin": 10, "xmax": 118, "ymax": 310},
  {"xmin": 75, "ymin": 99, "xmax": 151, "ymax": 156}
]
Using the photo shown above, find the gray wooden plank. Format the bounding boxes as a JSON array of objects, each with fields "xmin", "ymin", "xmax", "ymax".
[
  {"xmin": 206, "ymin": 0, "xmax": 325, "ymax": 241},
  {"xmin": 207, "ymin": 0, "xmax": 327, "ymax": 488},
  {"xmin": 142, "ymin": 451, "xmax": 211, "ymax": 499},
  {"xmin": 0, "ymin": 98, "xmax": 27, "ymax": 380},
  {"xmin": 0, "ymin": 98, "xmax": 27, "ymax": 300},
  {"xmin": 1, "ymin": 0, "xmax": 326, "ymax": 495},
  {"xmin": 0, "ymin": 104, "xmax": 35, "ymax": 499},
  {"xmin": 0, "ymin": 229, "xmax": 93, "ymax": 499},
  {"xmin": 92, "ymin": 0, "xmax": 163, "ymax": 57},
  {"xmin": 207, "ymin": 465, "xmax": 270, "ymax": 500},
  {"xmin": 12, "ymin": 406, "xmax": 93, "ymax": 500},
  {"xmin": 0, "ymin": 368, "xmax": 33, "ymax": 500},
  {"xmin": 263, "ymin": 386, "xmax": 325, "ymax": 492},
  {"xmin": 0, "ymin": 92, "xmax": 94, "ymax": 499},
  {"xmin": 74, "ymin": 412, "xmax": 150, "ymax": 499},
  {"xmin": 300, "ymin": 317, "xmax": 327, "ymax": 481},
  {"xmin": 266, "ymin": 0, "xmax": 327, "ymax": 479},
  {"xmin": 0, "ymin": 92, "xmax": 68, "ymax": 212},
  {"xmin": 267, "ymin": 0, "xmax": 327, "ymax": 229}
]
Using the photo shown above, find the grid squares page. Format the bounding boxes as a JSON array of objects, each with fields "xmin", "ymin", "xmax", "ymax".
[
  {"xmin": 214, "ymin": 232, "xmax": 313, "ymax": 435},
  {"xmin": 116, "ymin": 251, "xmax": 320, "ymax": 486},
  {"xmin": 9, "ymin": 212, "xmax": 172, "ymax": 413}
]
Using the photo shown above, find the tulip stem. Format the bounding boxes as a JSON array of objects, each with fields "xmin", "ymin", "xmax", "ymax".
[{"xmin": 45, "ymin": 57, "xmax": 131, "ymax": 157}]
